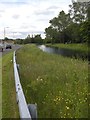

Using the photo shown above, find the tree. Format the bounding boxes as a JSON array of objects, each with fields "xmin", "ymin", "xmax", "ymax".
[
  {"xmin": 24, "ymin": 34, "xmax": 31, "ymax": 44},
  {"xmin": 45, "ymin": 11, "xmax": 72, "ymax": 43},
  {"xmin": 80, "ymin": 21, "xmax": 90, "ymax": 43},
  {"xmin": 69, "ymin": 2, "xmax": 88, "ymax": 23},
  {"xmin": 45, "ymin": 26, "xmax": 60, "ymax": 44},
  {"xmin": 87, "ymin": 2, "xmax": 90, "ymax": 20},
  {"xmin": 34, "ymin": 34, "xmax": 43, "ymax": 44},
  {"xmin": 15, "ymin": 38, "xmax": 24, "ymax": 44},
  {"xmin": 45, "ymin": 1, "xmax": 89, "ymax": 44},
  {"xmin": 50, "ymin": 11, "xmax": 72, "ymax": 32},
  {"xmin": 4, "ymin": 37, "xmax": 9, "ymax": 41}
]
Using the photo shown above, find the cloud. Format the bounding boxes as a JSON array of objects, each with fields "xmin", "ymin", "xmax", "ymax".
[
  {"xmin": 0, "ymin": 0, "xmax": 72, "ymax": 39},
  {"xmin": 20, "ymin": 24, "xmax": 37, "ymax": 31},
  {"xmin": 0, "ymin": 10, "xmax": 5, "ymax": 13},
  {"xmin": 35, "ymin": 10, "xmax": 54, "ymax": 16},
  {"xmin": 12, "ymin": 14, "xmax": 20, "ymax": 19},
  {"xmin": 47, "ymin": 6, "xmax": 60, "ymax": 10},
  {"xmin": 0, "ymin": 0, "xmax": 28, "ymax": 6},
  {"xmin": 0, "ymin": 10, "xmax": 5, "ymax": 17},
  {"xmin": 0, "ymin": 14, "xmax": 2, "ymax": 17},
  {"xmin": 37, "ymin": 18, "xmax": 49, "ymax": 22},
  {"xmin": 8, "ymin": 31, "xmax": 45, "ymax": 39}
]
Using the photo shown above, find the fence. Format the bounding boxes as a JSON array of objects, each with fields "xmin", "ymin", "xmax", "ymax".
[{"xmin": 13, "ymin": 51, "xmax": 32, "ymax": 119}]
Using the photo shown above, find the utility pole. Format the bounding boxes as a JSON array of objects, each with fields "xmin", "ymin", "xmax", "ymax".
[
  {"xmin": 4, "ymin": 27, "xmax": 9, "ymax": 40},
  {"xmin": 3, "ymin": 28, "xmax": 5, "ymax": 44}
]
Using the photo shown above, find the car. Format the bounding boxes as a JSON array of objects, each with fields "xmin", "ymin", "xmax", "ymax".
[{"xmin": 6, "ymin": 44, "xmax": 12, "ymax": 49}]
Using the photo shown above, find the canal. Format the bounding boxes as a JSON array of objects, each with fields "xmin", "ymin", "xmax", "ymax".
[{"xmin": 38, "ymin": 45, "xmax": 88, "ymax": 60}]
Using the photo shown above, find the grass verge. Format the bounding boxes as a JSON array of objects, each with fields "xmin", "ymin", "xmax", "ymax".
[
  {"xmin": 0, "ymin": 53, "xmax": 2, "ymax": 119},
  {"xmin": 46, "ymin": 43, "xmax": 88, "ymax": 53},
  {"xmin": 2, "ymin": 52, "xmax": 19, "ymax": 118},
  {"xmin": 16, "ymin": 44, "xmax": 88, "ymax": 118}
]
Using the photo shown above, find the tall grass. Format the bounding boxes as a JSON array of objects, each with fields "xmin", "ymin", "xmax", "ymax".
[
  {"xmin": 46, "ymin": 43, "xmax": 88, "ymax": 53},
  {"xmin": 16, "ymin": 44, "xmax": 88, "ymax": 118},
  {"xmin": 2, "ymin": 52, "xmax": 19, "ymax": 118},
  {"xmin": 0, "ymin": 54, "xmax": 2, "ymax": 119}
]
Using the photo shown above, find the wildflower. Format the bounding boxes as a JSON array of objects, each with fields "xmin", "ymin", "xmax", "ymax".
[
  {"xmin": 53, "ymin": 96, "xmax": 61, "ymax": 103},
  {"xmin": 40, "ymin": 78, "xmax": 43, "ymax": 81},
  {"xmin": 53, "ymin": 99, "xmax": 56, "ymax": 102},
  {"xmin": 66, "ymin": 106, "xmax": 70, "ymax": 110},
  {"xmin": 66, "ymin": 101, "xmax": 68, "ymax": 104},
  {"xmin": 68, "ymin": 113, "xmax": 70, "ymax": 116},
  {"xmin": 46, "ymin": 94, "xmax": 48, "ymax": 98},
  {"xmin": 77, "ymin": 92, "xmax": 80, "ymax": 95},
  {"xmin": 85, "ymin": 98, "xmax": 87, "ymax": 100},
  {"xmin": 67, "ymin": 99, "xmax": 69, "ymax": 101},
  {"xmin": 58, "ymin": 98, "xmax": 61, "ymax": 101}
]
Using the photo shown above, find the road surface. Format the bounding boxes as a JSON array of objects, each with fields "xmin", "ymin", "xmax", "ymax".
[{"xmin": 0, "ymin": 44, "xmax": 22, "ymax": 57}]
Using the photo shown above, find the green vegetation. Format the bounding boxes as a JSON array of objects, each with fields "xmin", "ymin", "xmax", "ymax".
[
  {"xmin": 0, "ymin": 55, "xmax": 2, "ymax": 119},
  {"xmin": 2, "ymin": 52, "xmax": 19, "ymax": 118},
  {"xmin": 46, "ymin": 43, "xmax": 89, "ymax": 61},
  {"xmin": 45, "ymin": 2, "xmax": 90, "ymax": 44},
  {"xmin": 14, "ymin": 2, "xmax": 90, "ymax": 45},
  {"xmin": 46, "ymin": 43, "xmax": 88, "ymax": 53},
  {"xmin": 14, "ymin": 34, "xmax": 43, "ymax": 44},
  {"xmin": 16, "ymin": 44, "xmax": 88, "ymax": 118}
]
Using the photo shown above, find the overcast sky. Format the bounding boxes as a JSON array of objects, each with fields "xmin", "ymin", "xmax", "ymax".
[{"xmin": 0, "ymin": 0, "xmax": 72, "ymax": 39}]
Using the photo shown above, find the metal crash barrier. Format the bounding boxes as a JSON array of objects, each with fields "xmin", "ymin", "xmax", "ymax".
[{"xmin": 13, "ymin": 51, "xmax": 37, "ymax": 119}]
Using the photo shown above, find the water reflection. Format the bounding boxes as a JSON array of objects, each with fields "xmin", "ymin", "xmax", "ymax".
[{"xmin": 38, "ymin": 45, "xmax": 88, "ymax": 60}]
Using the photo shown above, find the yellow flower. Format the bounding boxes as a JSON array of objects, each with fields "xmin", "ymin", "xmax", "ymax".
[
  {"xmin": 66, "ymin": 102, "xmax": 68, "ymax": 104},
  {"xmin": 66, "ymin": 106, "xmax": 70, "ymax": 110},
  {"xmin": 68, "ymin": 113, "xmax": 70, "ymax": 116},
  {"xmin": 53, "ymin": 96, "xmax": 61, "ymax": 103}
]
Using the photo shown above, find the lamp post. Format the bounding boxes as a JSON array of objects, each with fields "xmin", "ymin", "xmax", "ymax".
[
  {"xmin": 12, "ymin": 32, "xmax": 15, "ymax": 39},
  {"xmin": 4, "ymin": 27, "xmax": 9, "ymax": 40}
]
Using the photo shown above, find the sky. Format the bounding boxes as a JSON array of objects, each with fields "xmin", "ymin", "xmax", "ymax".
[{"xmin": 0, "ymin": 0, "xmax": 72, "ymax": 39}]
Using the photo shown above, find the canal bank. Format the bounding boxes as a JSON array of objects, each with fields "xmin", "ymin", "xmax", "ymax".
[
  {"xmin": 38, "ymin": 44, "xmax": 88, "ymax": 61},
  {"xmin": 16, "ymin": 44, "xmax": 88, "ymax": 118}
]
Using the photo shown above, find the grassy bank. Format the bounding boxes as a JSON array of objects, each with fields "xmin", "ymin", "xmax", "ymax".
[
  {"xmin": 46, "ymin": 43, "xmax": 88, "ymax": 53},
  {"xmin": 2, "ymin": 52, "xmax": 19, "ymax": 118},
  {"xmin": 0, "ymin": 54, "xmax": 2, "ymax": 119},
  {"xmin": 16, "ymin": 44, "xmax": 88, "ymax": 118}
]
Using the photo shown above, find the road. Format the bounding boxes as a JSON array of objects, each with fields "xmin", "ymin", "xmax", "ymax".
[{"xmin": 0, "ymin": 44, "xmax": 22, "ymax": 57}]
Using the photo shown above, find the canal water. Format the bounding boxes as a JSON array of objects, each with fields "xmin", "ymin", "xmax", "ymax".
[{"xmin": 38, "ymin": 45, "xmax": 88, "ymax": 60}]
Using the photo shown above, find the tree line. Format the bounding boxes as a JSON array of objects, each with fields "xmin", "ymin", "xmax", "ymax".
[
  {"xmin": 14, "ymin": 34, "xmax": 43, "ymax": 44},
  {"xmin": 45, "ymin": 1, "xmax": 90, "ymax": 44},
  {"xmin": 15, "ymin": 1, "xmax": 90, "ymax": 44}
]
